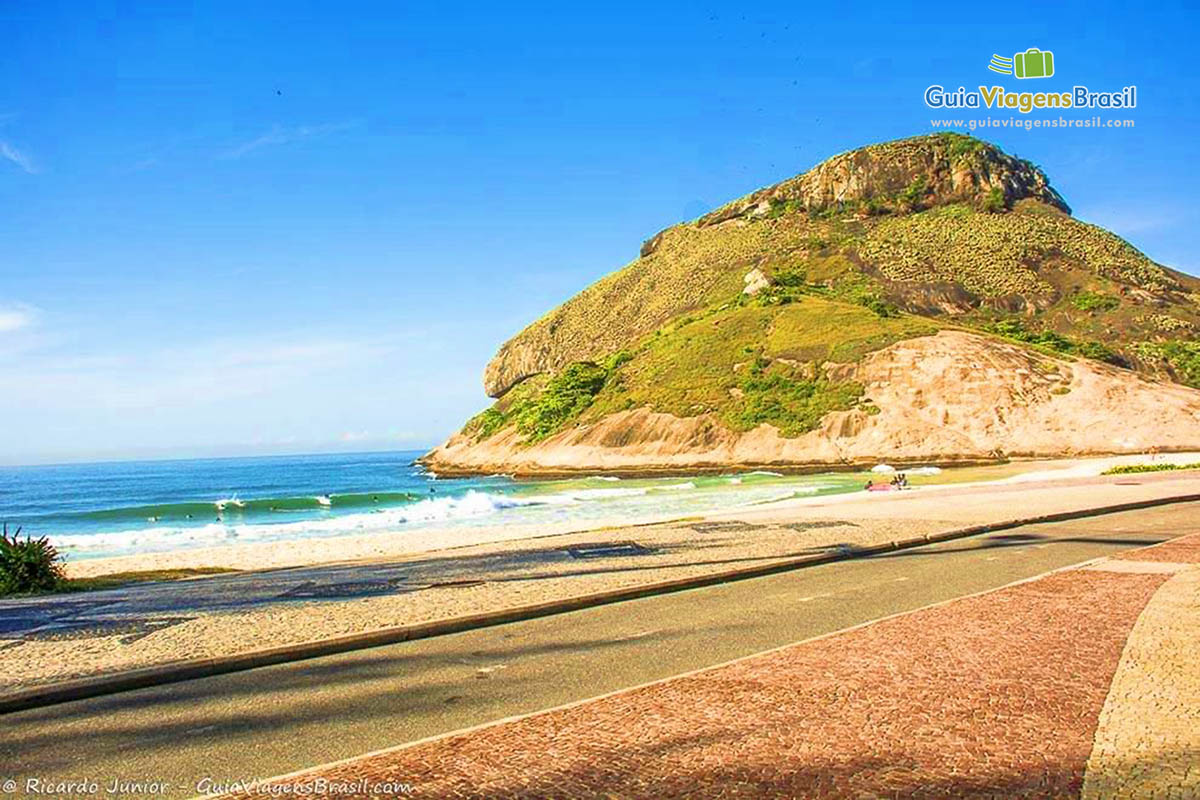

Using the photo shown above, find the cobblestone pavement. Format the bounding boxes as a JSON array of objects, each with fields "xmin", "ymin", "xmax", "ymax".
[
  {"xmin": 1083, "ymin": 538, "xmax": 1200, "ymax": 799},
  {"xmin": 230, "ymin": 560, "xmax": 1180, "ymax": 798}
]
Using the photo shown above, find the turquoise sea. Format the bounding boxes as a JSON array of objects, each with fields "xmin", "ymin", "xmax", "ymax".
[{"xmin": 0, "ymin": 451, "xmax": 869, "ymax": 561}]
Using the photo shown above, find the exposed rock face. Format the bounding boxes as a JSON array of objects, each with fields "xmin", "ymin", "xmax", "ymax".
[
  {"xmin": 694, "ymin": 134, "xmax": 1069, "ymax": 229},
  {"xmin": 742, "ymin": 268, "xmax": 770, "ymax": 295},
  {"xmin": 428, "ymin": 332, "xmax": 1200, "ymax": 476}
]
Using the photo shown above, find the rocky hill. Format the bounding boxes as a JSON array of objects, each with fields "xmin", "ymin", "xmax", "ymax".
[{"xmin": 426, "ymin": 133, "xmax": 1200, "ymax": 476}]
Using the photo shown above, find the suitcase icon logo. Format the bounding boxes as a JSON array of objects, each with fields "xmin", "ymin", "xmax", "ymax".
[{"xmin": 988, "ymin": 48, "xmax": 1055, "ymax": 79}]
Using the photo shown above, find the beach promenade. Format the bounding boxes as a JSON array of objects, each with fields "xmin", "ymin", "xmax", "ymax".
[
  {"xmin": 2, "ymin": 469, "xmax": 1198, "ymax": 693},
  {"xmin": 1, "ymin": 501, "xmax": 1196, "ymax": 798},
  {"xmin": 230, "ymin": 530, "xmax": 1200, "ymax": 799}
]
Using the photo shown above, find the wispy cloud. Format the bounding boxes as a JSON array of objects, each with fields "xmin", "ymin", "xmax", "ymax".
[
  {"xmin": 219, "ymin": 121, "xmax": 357, "ymax": 160},
  {"xmin": 0, "ymin": 303, "xmax": 38, "ymax": 333},
  {"xmin": 0, "ymin": 140, "xmax": 36, "ymax": 174},
  {"xmin": 0, "ymin": 331, "xmax": 398, "ymax": 411}
]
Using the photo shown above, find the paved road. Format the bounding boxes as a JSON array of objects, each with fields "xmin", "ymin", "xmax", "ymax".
[{"xmin": 2, "ymin": 503, "xmax": 1194, "ymax": 798}]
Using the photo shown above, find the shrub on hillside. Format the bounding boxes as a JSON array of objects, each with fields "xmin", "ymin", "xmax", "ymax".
[
  {"xmin": 730, "ymin": 360, "xmax": 863, "ymax": 437},
  {"xmin": 988, "ymin": 320, "xmax": 1125, "ymax": 366},
  {"xmin": 513, "ymin": 363, "xmax": 610, "ymax": 441},
  {"xmin": 1137, "ymin": 341, "xmax": 1200, "ymax": 388},
  {"xmin": 1070, "ymin": 291, "xmax": 1120, "ymax": 313},
  {"xmin": 0, "ymin": 523, "xmax": 65, "ymax": 596},
  {"xmin": 981, "ymin": 187, "xmax": 1007, "ymax": 213}
]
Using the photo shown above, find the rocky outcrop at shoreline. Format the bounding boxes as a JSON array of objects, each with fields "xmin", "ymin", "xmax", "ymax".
[{"xmin": 426, "ymin": 332, "xmax": 1200, "ymax": 477}]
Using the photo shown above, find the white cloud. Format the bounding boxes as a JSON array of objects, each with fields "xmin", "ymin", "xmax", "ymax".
[
  {"xmin": 0, "ymin": 303, "xmax": 38, "ymax": 333},
  {"xmin": 0, "ymin": 322, "xmax": 481, "ymax": 463},
  {"xmin": 0, "ymin": 331, "xmax": 399, "ymax": 413},
  {"xmin": 0, "ymin": 140, "xmax": 36, "ymax": 174},
  {"xmin": 219, "ymin": 121, "xmax": 357, "ymax": 160}
]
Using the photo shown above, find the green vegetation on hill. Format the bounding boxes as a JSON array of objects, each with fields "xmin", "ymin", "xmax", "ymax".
[
  {"xmin": 1136, "ymin": 341, "xmax": 1200, "ymax": 388},
  {"xmin": 584, "ymin": 295, "xmax": 927, "ymax": 432},
  {"xmin": 464, "ymin": 134, "xmax": 1200, "ymax": 449},
  {"xmin": 858, "ymin": 203, "xmax": 1173, "ymax": 297},
  {"xmin": 467, "ymin": 356, "xmax": 630, "ymax": 444},
  {"xmin": 486, "ymin": 187, "xmax": 1197, "ymax": 400},
  {"xmin": 728, "ymin": 358, "xmax": 865, "ymax": 437},
  {"xmin": 1071, "ymin": 290, "xmax": 1120, "ymax": 313},
  {"xmin": 986, "ymin": 319, "xmax": 1124, "ymax": 366},
  {"xmin": 469, "ymin": 295, "xmax": 936, "ymax": 445}
]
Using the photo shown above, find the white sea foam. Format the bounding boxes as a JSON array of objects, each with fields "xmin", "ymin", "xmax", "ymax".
[
  {"xmin": 549, "ymin": 487, "xmax": 648, "ymax": 501},
  {"xmin": 53, "ymin": 522, "xmax": 237, "ymax": 553},
  {"xmin": 51, "ymin": 472, "xmax": 870, "ymax": 561},
  {"xmin": 742, "ymin": 471, "xmax": 784, "ymax": 477},
  {"xmin": 586, "ymin": 476, "xmax": 622, "ymax": 482},
  {"xmin": 50, "ymin": 490, "xmax": 548, "ymax": 555}
]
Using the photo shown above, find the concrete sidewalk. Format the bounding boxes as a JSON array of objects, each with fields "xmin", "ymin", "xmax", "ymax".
[{"xmin": 229, "ymin": 533, "xmax": 1200, "ymax": 799}]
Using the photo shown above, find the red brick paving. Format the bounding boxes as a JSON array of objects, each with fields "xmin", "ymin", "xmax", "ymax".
[
  {"xmin": 237, "ymin": 568, "xmax": 1167, "ymax": 799},
  {"xmin": 1115, "ymin": 531, "xmax": 1200, "ymax": 563}
]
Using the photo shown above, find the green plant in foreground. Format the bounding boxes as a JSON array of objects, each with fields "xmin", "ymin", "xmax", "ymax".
[{"xmin": 0, "ymin": 523, "xmax": 65, "ymax": 596}]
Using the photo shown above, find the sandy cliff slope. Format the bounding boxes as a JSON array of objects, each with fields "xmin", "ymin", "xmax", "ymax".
[{"xmin": 424, "ymin": 332, "xmax": 1200, "ymax": 476}]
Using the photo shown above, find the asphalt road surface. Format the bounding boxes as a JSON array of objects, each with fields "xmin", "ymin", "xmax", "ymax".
[{"xmin": 2, "ymin": 502, "xmax": 1194, "ymax": 798}]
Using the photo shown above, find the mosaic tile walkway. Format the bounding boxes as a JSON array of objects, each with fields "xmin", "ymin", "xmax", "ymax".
[
  {"xmin": 1082, "ymin": 551, "xmax": 1200, "ymax": 799},
  {"xmin": 230, "ymin": 535, "xmax": 1200, "ymax": 799}
]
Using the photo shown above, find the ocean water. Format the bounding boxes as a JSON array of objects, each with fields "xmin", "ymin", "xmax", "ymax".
[{"xmin": 0, "ymin": 451, "xmax": 868, "ymax": 561}]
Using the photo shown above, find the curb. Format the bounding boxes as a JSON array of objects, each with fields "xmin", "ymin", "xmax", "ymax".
[{"xmin": 3, "ymin": 491, "xmax": 1198, "ymax": 715}]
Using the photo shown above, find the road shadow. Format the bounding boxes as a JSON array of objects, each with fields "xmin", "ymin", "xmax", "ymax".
[{"xmin": 0, "ymin": 622, "xmax": 750, "ymax": 774}]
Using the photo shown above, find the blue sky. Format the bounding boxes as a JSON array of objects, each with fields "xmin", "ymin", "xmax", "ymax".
[{"xmin": 2, "ymin": 1, "xmax": 1198, "ymax": 465}]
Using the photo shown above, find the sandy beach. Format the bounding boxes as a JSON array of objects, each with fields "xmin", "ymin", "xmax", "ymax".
[{"xmin": 63, "ymin": 452, "xmax": 1200, "ymax": 579}]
